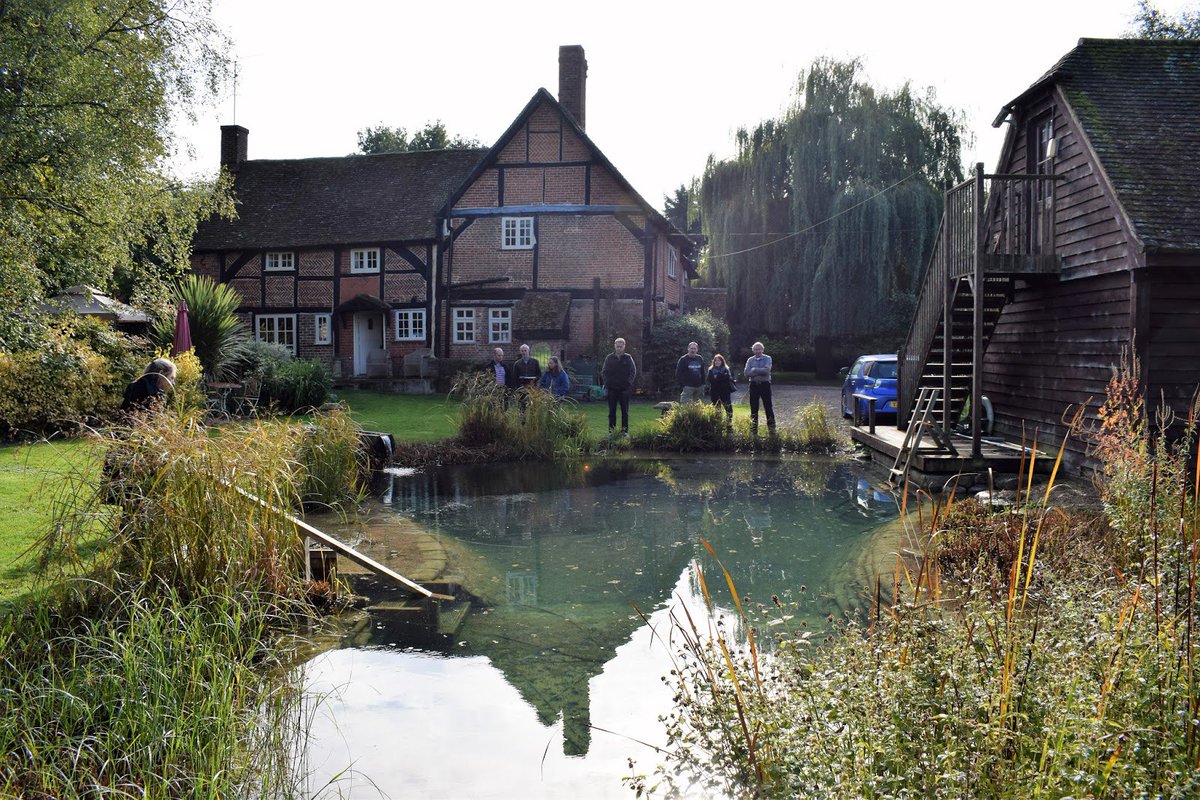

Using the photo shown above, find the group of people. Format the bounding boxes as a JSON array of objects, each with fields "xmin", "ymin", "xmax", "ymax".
[
  {"xmin": 489, "ymin": 344, "xmax": 571, "ymax": 400},
  {"xmin": 675, "ymin": 340, "xmax": 776, "ymax": 433}
]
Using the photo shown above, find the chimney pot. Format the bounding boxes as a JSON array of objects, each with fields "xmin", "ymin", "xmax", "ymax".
[
  {"xmin": 220, "ymin": 125, "xmax": 248, "ymax": 170},
  {"xmin": 558, "ymin": 45, "xmax": 587, "ymax": 130}
]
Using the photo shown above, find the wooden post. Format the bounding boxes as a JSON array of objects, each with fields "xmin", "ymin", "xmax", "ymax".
[
  {"xmin": 972, "ymin": 162, "xmax": 985, "ymax": 459},
  {"xmin": 942, "ymin": 187, "xmax": 953, "ymax": 435}
]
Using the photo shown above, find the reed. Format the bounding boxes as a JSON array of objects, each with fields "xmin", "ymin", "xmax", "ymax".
[
  {"xmin": 0, "ymin": 588, "xmax": 307, "ymax": 797},
  {"xmin": 649, "ymin": 377, "xmax": 1200, "ymax": 796},
  {"xmin": 450, "ymin": 371, "xmax": 593, "ymax": 460}
]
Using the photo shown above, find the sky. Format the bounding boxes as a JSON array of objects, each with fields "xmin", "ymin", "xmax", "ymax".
[{"xmin": 174, "ymin": 0, "xmax": 1193, "ymax": 208}]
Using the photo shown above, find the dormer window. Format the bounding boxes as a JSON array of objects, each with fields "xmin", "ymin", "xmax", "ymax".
[
  {"xmin": 502, "ymin": 217, "xmax": 534, "ymax": 249},
  {"xmin": 351, "ymin": 248, "xmax": 380, "ymax": 273},
  {"xmin": 265, "ymin": 251, "xmax": 294, "ymax": 272}
]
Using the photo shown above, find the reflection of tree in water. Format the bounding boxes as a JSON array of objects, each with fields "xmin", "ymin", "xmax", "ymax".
[{"xmin": 372, "ymin": 455, "xmax": 896, "ymax": 756}]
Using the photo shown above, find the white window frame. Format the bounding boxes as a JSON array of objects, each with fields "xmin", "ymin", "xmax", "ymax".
[
  {"xmin": 394, "ymin": 308, "xmax": 427, "ymax": 342},
  {"xmin": 256, "ymin": 314, "xmax": 297, "ymax": 354},
  {"xmin": 350, "ymin": 248, "xmax": 380, "ymax": 273},
  {"xmin": 265, "ymin": 251, "xmax": 295, "ymax": 272},
  {"xmin": 501, "ymin": 217, "xmax": 534, "ymax": 249},
  {"xmin": 453, "ymin": 308, "xmax": 476, "ymax": 344},
  {"xmin": 314, "ymin": 313, "xmax": 331, "ymax": 345},
  {"xmin": 667, "ymin": 246, "xmax": 677, "ymax": 279},
  {"xmin": 489, "ymin": 308, "xmax": 512, "ymax": 344}
]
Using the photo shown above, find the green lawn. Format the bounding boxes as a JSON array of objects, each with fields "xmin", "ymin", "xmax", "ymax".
[
  {"xmin": 0, "ymin": 438, "xmax": 96, "ymax": 603},
  {"xmin": 335, "ymin": 388, "xmax": 664, "ymax": 440}
]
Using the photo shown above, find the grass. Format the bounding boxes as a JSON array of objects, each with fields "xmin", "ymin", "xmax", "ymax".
[
  {"xmin": 0, "ymin": 438, "xmax": 96, "ymax": 604},
  {"xmin": 0, "ymin": 407, "xmax": 361, "ymax": 796},
  {"xmin": 333, "ymin": 387, "xmax": 662, "ymax": 441}
]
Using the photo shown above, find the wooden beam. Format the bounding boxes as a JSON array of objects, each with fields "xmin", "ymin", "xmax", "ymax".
[{"xmin": 230, "ymin": 483, "xmax": 452, "ymax": 600}]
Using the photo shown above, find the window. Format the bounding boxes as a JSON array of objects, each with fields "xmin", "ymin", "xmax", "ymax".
[
  {"xmin": 453, "ymin": 308, "xmax": 475, "ymax": 343},
  {"xmin": 394, "ymin": 309, "xmax": 426, "ymax": 341},
  {"xmin": 350, "ymin": 248, "xmax": 380, "ymax": 273},
  {"xmin": 265, "ymin": 251, "xmax": 294, "ymax": 272},
  {"xmin": 314, "ymin": 313, "xmax": 331, "ymax": 345},
  {"xmin": 489, "ymin": 308, "xmax": 512, "ymax": 344},
  {"xmin": 256, "ymin": 314, "xmax": 296, "ymax": 354},
  {"xmin": 667, "ymin": 247, "xmax": 677, "ymax": 279},
  {"xmin": 501, "ymin": 217, "xmax": 534, "ymax": 249}
]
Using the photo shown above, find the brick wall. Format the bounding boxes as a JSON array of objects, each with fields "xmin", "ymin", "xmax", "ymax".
[
  {"xmin": 538, "ymin": 216, "xmax": 642, "ymax": 289},
  {"xmin": 300, "ymin": 251, "xmax": 335, "ymax": 276}
]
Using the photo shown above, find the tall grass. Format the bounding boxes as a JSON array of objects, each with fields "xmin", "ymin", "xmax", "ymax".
[
  {"xmin": 643, "ymin": 370, "xmax": 1200, "ymax": 797},
  {"xmin": 0, "ymin": 589, "xmax": 303, "ymax": 798},
  {"xmin": 450, "ymin": 371, "xmax": 593, "ymax": 460},
  {"xmin": 630, "ymin": 398, "xmax": 839, "ymax": 454},
  {"xmin": 0, "ymin": 408, "xmax": 368, "ymax": 796}
]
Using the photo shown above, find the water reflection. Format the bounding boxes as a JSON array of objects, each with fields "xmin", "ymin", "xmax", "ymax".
[{"xmin": 300, "ymin": 456, "xmax": 898, "ymax": 797}]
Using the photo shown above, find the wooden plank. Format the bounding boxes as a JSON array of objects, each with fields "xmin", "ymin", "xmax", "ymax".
[{"xmin": 229, "ymin": 484, "xmax": 452, "ymax": 600}]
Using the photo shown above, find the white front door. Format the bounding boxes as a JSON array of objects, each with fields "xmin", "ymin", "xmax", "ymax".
[{"xmin": 352, "ymin": 312, "xmax": 384, "ymax": 376}]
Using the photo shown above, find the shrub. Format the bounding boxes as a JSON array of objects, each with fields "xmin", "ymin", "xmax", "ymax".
[
  {"xmin": 631, "ymin": 401, "xmax": 732, "ymax": 452},
  {"xmin": 272, "ymin": 359, "xmax": 332, "ymax": 412},
  {"xmin": 157, "ymin": 347, "xmax": 206, "ymax": 414},
  {"xmin": 788, "ymin": 398, "xmax": 837, "ymax": 453},
  {"xmin": 642, "ymin": 312, "xmax": 731, "ymax": 397},
  {"xmin": 0, "ymin": 334, "xmax": 114, "ymax": 437},
  {"xmin": 450, "ymin": 370, "xmax": 592, "ymax": 460},
  {"xmin": 151, "ymin": 275, "xmax": 249, "ymax": 380}
]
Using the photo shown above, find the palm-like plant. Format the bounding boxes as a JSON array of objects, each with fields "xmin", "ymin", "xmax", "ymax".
[{"xmin": 153, "ymin": 275, "xmax": 248, "ymax": 379}]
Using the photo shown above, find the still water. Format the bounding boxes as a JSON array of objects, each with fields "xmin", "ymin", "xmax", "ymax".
[{"xmin": 296, "ymin": 456, "xmax": 899, "ymax": 798}]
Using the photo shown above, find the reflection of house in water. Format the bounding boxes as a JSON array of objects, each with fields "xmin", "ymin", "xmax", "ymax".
[
  {"xmin": 364, "ymin": 456, "xmax": 897, "ymax": 756},
  {"xmin": 379, "ymin": 459, "xmax": 692, "ymax": 756}
]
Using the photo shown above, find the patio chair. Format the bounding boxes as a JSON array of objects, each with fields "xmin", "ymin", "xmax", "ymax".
[{"xmin": 230, "ymin": 377, "xmax": 261, "ymax": 416}]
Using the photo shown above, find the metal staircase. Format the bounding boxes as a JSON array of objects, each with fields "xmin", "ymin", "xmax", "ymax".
[{"xmin": 898, "ymin": 163, "xmax": 1062, "ymax": 459}]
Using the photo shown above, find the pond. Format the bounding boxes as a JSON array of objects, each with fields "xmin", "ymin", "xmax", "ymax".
[{"xmin": 295, "ymin": 455, "xmax": 901, "ymax": 798}]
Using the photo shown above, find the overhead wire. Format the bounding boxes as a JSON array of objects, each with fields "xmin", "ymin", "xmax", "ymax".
[{"xmin": 705, "ymin": 170, "xmax": 924, "ymax": 261}]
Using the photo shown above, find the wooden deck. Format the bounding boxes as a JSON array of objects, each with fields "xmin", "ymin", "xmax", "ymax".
[{"xmin": 850, "ymin": 423, "xmax": 1051, "ymax": 476}]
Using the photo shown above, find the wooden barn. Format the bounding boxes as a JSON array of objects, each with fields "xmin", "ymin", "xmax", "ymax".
[{"xmin": 877, "ymin": 38, "xmax": 1200, "ymax": 474}]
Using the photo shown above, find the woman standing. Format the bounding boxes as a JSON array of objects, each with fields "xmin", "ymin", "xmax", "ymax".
[
  {"xmin": 537, "ymin": 356, "xmax": 571, "ymax": 399},
  {"xmin": 707, "ymin": 354, "xmax": 735, "ymax": 424}
]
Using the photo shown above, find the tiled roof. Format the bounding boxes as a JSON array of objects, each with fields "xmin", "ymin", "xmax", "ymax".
[
  {"xmin": 194, "ymin": 148, "xmax": 487, "ymax": 250},
  {"xmin": 1019, "ymin": 38, "xmax": 1200, "ymax": 253},
  {"xmin": 513, "ymin": 291, "xmax": 571, "ymax": 336}
]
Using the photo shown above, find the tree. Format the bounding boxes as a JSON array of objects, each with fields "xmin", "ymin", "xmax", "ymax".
[
  {"xmin": 356, "ymin": 120, "xmax": 481, "ymax": 154},
  {"xmin": 699, "ymin": 58, "xmax": 966, "ymax": 346},
  {"xmin": 663, "ymin": 183, "xmax": 702, "ymax": 234},
  {"xmin": 0, "ymin": 0, "xmax": 233, "ymax": 348},
  {"xmin": 1129, "ymin": 1, "xmax": 1200, "ymax": 38}
]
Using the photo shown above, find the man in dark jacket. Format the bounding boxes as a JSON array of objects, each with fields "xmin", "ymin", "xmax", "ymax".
[
  {"xmin": 510, "ymin": 343, "xmax": 542, "ymax": 415},
  {"xmin": 601, "ymin": 337, "xmax": 637, "ymax": 434},
  {"xmin": 675, "ymin": 341, "xmax": 706, "ymax": 404}
]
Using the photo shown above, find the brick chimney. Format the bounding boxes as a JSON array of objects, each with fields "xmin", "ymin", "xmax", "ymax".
[
  {"xmin": 220, "ymin": 125, "xmax": 248, "ymax": 170},
  {"xmin": 558, "ymin": 45, "xmax": 587, "ymax": 130}
]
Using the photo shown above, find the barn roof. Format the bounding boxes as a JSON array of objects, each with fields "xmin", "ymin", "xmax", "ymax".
[{"xmin": 1005, "ymin": 38, "xmax": 1200, "ymax": 253}]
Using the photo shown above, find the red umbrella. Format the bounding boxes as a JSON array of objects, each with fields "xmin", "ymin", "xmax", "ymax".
[{"xmin": 170, "ymin": 301, "xmax": 192, "ymax": 356}]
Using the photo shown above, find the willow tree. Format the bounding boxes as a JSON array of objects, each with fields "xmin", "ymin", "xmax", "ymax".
[{"xmin": 700, "ymin": 58, "xmax": 965, "ymax": 345}]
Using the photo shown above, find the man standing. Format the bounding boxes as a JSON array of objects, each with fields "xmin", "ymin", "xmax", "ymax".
[
  {"xmin": 510, "ymin": 344, "xmax": 542, "ymax": 388},
  {"xmin": 743, "ymin": 341, "xmax": 775, "ymax": 434},
  {"xmin": 675, "ymin": 341, "xmax": 707, "ymax": 404},
  {"xmin": 601, "ymin": 337, "xmax": 637, "ymax": 434},
  {"xmin": 490, "ymin": 347, "xmax": 509, "ymax": 388}
]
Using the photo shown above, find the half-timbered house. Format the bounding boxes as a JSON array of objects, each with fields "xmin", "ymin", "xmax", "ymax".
[
  {"xmin": 191, "ymin": 46, "xmax": 696, "ymax": 382},
  {"xmin": 891, "ymin": 38, "xmax": 1200, "ymax": 471}
]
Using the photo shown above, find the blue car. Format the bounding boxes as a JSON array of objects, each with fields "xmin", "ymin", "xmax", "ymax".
[{"xmin": 841, "ymin": 354, "xmax": 898, "ymax": 420}]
